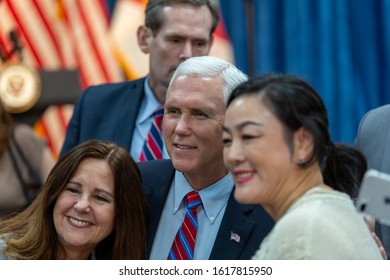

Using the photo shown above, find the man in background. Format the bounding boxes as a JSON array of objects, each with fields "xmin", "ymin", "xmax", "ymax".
[
  {"xmin": 60, "ymin": 0, "xmax": 220, "ymax": 161},
  {"xmin": 355, "ymin": 104, "xmax": 390, "ymax": 257}
]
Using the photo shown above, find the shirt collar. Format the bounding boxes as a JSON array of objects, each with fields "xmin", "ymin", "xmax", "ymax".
[
  {"xmin": 172, "ymin": 171, "xmax": 234, "ymax": 224},
  {"xmin": 138, "ymin": 77, "xmax": 162, "ymax": 124}
]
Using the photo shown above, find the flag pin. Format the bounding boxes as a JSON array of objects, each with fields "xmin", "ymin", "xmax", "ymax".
[{"xmin": 230, "ymin": 231, "xmax": 240, "ymax": 243}]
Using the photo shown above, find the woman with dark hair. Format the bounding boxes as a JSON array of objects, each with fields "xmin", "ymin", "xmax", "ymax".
[
  {"xmin": 0, "ymin": 140, "xmax": 147, "ymax": 259},
  {"xmin": 0, "ymin": 101, "xmax": 55, "ymax": 218},
  {"xmin": 222, "ymin": 74, "xmax": 382, "ymax": 259}
]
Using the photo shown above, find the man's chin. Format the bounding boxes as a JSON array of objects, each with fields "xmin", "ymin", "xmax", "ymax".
[{"xmin": 171, "ymin": 158, "xmax": 196, "ymax": 173}]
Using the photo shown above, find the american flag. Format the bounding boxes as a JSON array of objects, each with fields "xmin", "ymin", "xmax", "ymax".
[
  {"xmin": 0, "ymin": 0, "xmax": 233, "ymax": 158},
  {"xmin": 230, "ymin": 231, "xmax": 241, "ymax": 243},
  {"xmin": 0, "ymin": 0, "xmax": 122, "ymax": 158}
]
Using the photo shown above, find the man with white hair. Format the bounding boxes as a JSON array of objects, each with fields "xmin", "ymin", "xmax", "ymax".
[{"xmin": 139, "ymin": 56, "xmax": 274, "ymax": 260}]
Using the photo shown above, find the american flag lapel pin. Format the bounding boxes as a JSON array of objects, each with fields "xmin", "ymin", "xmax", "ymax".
[{"xmin": 230, "ymin": 231, "xmax": 240, "ymax": 243}]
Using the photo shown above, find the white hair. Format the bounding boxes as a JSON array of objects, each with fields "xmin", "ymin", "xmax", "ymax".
[{"xmin": 168, "ymin": 56, "xmax": 248, "ymax": 105}]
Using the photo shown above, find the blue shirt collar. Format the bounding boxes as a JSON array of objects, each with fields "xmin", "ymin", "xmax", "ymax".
[
  {"xmin": 138, "ymin": 77, "xmax": 162, "ymax": 124},
  {"xmin": 172, "ymin": 171, "xmax": 234, "ymax": 224}
]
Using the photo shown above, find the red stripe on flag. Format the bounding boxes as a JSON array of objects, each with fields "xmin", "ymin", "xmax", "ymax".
[
  {"xmin": 56, "ymin": 105, "xmax": 68, "ymax": 130},
  {"xmin": 0, "ymin": 26, "xmax": 9, "ymax": 58},
  {"xmin": 56, "ymin": 1, "xmax": 88, "ymax": 88},
  {"xmin": 98, "ymin": 0, "xmax": 110, "ymax": 25},
  {"xmin": 77, "ymin": 1, "xmax": 110, "ymax": 83},
  {"xmin": 32, "ymin": 0, "xmax": 65, "ymax": 67},
  {"xmin": 39, "ymin": 117, "xmax": 55, "ymax": 156}
]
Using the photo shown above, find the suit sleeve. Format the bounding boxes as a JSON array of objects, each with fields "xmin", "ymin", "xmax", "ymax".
[{"xmin": 354, "ymin": 110, "xmax": 370, "ymax": 149}]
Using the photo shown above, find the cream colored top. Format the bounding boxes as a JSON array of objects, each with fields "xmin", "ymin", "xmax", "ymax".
[{"xmin": 252, "ymin": 187, "xmax": 382, "ymax": 260}]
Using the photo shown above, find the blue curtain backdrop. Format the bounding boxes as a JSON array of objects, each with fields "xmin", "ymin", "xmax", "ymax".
[{"xmin": 221, "ymin": 0, "xmax": 390, "ymax": 144}]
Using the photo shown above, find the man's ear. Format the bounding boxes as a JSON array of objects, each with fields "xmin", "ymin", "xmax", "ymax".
[
  {"xmin": 293, "ymin": 126, "xmax": 314, "ymax": 164},
  {"xmin": 137, "ymin": 25, "xmax": 153, "ymax": 54}
]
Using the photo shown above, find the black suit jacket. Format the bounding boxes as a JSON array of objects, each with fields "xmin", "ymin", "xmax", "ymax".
[
  {"xmin": 60, "ymin": 78, "xmax": 146, "ymax": 157},
  {"xmin": 138, "ymin": 160, "xmax": 275, "ymax": 260}
]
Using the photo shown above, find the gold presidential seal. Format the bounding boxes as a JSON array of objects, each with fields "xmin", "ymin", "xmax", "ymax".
[{"xmin": 0, "ymin": 62, "xmax": 41, "ymax": 113}]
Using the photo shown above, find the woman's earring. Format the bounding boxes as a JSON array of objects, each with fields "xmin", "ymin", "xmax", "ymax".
[{"xmin": 298, "ymin": 156, "xmax": 306, "ymax": 167}]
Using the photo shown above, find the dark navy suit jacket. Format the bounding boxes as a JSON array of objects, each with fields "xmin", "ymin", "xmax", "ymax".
[
  {"xmin": 60, "ymin": 78, "xmax": 146, "ymax": 157},
  {"xmin": 138, "ymin": 159, "xmax": 275, "ymax": 260}
]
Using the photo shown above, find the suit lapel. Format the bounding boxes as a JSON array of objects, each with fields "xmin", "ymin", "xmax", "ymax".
[
  {"xmin": 209, "ymin": 192, "xmax": 256, "ymax": 260},
  {"xmin": 115, "ymin": 78, "xmax": 145, "ymax": 149},
  {"xmin": 143, "ymin": 160, "xmax": 175, "ymax": 257}
]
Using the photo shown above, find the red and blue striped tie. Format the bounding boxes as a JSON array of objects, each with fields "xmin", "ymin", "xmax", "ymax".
[
  {"xmin": 139, "ymin": 106, "xmax": 164, "ymax": 162},
  {"xmin": 167, "ymin": 191, "xmax": 202, "ymax": 260}
]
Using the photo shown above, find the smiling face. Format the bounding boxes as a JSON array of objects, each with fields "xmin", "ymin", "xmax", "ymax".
[
  {"xmin": 53, "ymin": 158, "xmax": 115, "ymax": 259},
  {"xmin": 138, "ymin": 4, "xmax": 213, "ymax": 101},
  {"xmin": 223, "ymin": 95, "xmax": 296, "ymax": 206},
  {"xmin": 164, "ymin": 74, "xmax": 227, "ymax": 188}
]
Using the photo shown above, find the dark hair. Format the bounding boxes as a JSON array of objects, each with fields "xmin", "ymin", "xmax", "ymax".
[
  {"xmin": 145, "ymin": 0, "xmax": 220, "ymax": 36},
  {"xmin": 322, "ymin": 143, "xmax": 367, "ymax": 199},
  {"xmin": 0, "ymin": 140, "xmax": 147, "ymax": 259},
  {"xmin": 0, "ymin": 101, "xmax": 14, "ymax": 156},
  {"xmin": 228, "ymin": 74, "xmax": 366, "ymax": 198}
]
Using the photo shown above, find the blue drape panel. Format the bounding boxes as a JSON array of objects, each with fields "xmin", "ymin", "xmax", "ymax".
[{"xmin": 221, "ymin": 0, "xmax": 390, "ymax": 143}]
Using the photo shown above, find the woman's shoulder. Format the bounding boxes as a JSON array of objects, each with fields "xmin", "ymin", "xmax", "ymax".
[
  {"xmin": 279, "ymin": 188, "xmax": 358, "ymax": 232},
  {"xmin": 288, "ymin": 187, "xmax": 353, "ymax": 215},
  {"xmin": 12, "ymin": 124, "xmax": 47, "ymax": 155},
  {"xmin": 274, "ymin": 188, "xmax": 382, "ymax": 259},
  {"xmin": 267, "ymin": 188, "xmax": 354, "ymax": 248},
  {"xmin": 13, "ymin": 124, "xmax": 44, "ymax": 142}
]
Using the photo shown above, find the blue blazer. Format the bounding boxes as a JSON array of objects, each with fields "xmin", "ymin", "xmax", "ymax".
[
  {"xmin": 138, "ymin": 160, "xmax": 275, "ymax": 260},
  {"xmin": 60, "ymin": 78, "xmax": 146, "ymax": 157}
]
